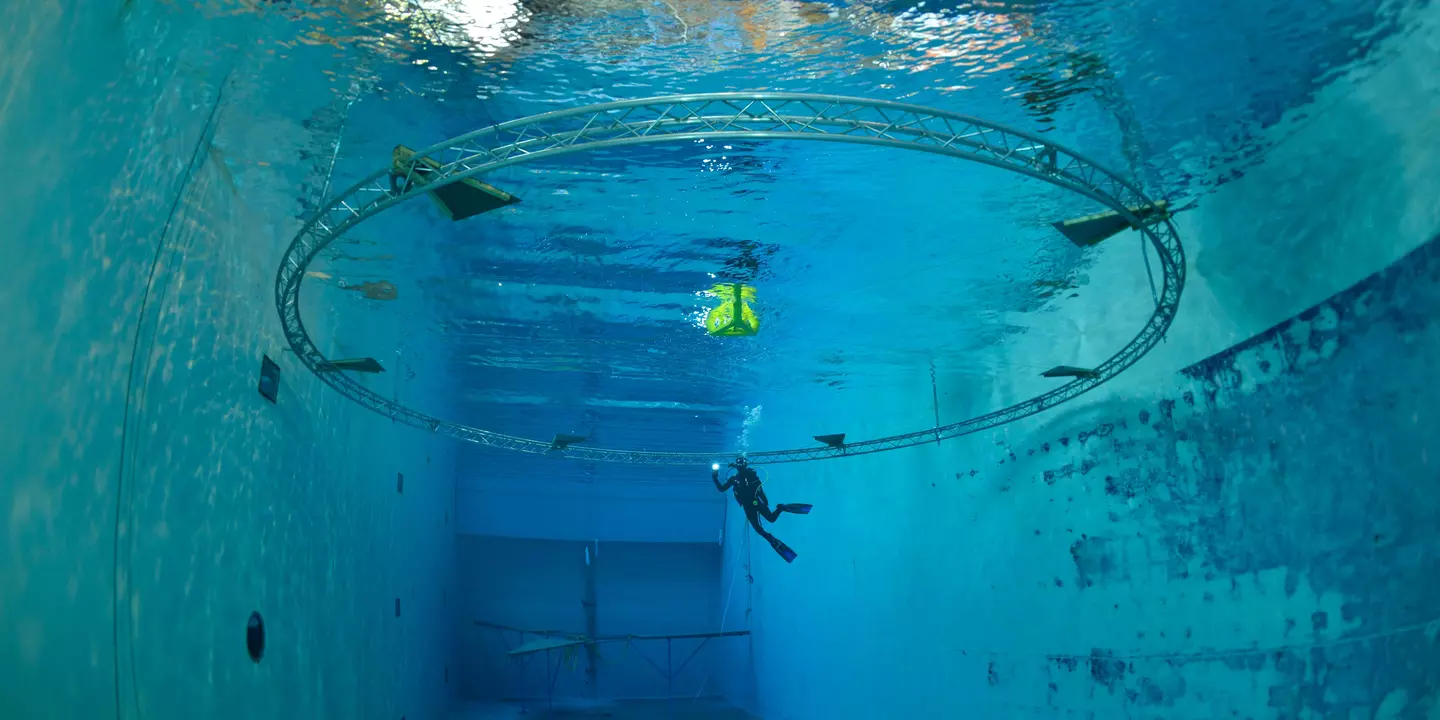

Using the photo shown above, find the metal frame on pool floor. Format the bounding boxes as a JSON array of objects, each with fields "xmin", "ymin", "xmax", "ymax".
[{"xmin": 475, "ymin": 620, "xmax": 751, "ymax": 716}]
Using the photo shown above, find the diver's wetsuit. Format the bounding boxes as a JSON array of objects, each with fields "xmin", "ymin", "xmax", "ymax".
[{"xmin": 713, "ymin": 461, "xmax": 811, "ymax": 563}]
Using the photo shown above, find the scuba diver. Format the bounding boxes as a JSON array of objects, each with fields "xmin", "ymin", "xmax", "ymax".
[{"xmin": 712, "ymin": 457, "xmax": 812, "ymax": 563}]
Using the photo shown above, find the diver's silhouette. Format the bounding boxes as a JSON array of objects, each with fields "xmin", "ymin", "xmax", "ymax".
[{"xmin": 712, "ymin": 457, "xmax": 812, "ymax": 563}]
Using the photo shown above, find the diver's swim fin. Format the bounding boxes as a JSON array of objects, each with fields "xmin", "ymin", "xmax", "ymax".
[
  {"xmin": 779, "ymin": 503, "xmax": 812, "ymax": 515},
  {"xmin": 766, "ymin": 535, "xmax": 798, "ymax": 563}
]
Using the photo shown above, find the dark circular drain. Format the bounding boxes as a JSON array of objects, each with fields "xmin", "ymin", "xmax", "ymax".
[{"xmin": 246, "ymin": 611, "xmax": 265, "ymax": 662}]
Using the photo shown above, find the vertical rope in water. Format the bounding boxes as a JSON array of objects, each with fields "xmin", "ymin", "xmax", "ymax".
[
  {"xmin": 1055, "ymin": 35, "xmax": 1165, "ymax": 313},
  {"xmin": 1140, "ymin": 229, "xmax": 1159, "ymax": 308},
  {"xmin": 705, "ymin": 529, "xmax": 745, "ymax": 705},
  {"xmin": 719, "ymin": 504, "xmax": 743, "ymax": 631},
  {"xmin": 304, "ymin": 68, "xmax": 364, "ymax": 435},
  {"xmin": 930, "ymin": 359, "xmax": 941, "ymax": 444},
  {"xmin": 317, "ymin": 78, "xmax": 362, "ymax": 204}
]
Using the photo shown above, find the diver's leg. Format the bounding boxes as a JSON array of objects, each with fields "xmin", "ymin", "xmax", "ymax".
[
  {"xmin": 757, "ymin": 501, "xmax": 782, "ymax": 523},
  {"xmin": 746, "ymin": 506, "xmax": 797, "ymax": 563},
  {"xmin": 756, "ymin": 493, "xmax": 812, "ymax": 520},
  {"xmin": 754, "ymin": 489, "xmax": 782, "ymax": 523},
  {"xmin": 744, "ymin": 506, "xmax": 773, "ymax": 537}
]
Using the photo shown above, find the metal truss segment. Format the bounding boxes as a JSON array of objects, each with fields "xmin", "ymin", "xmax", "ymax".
[{"xmin": 275, "ymin": 93, "xmax": 1185, "ymax": 467}]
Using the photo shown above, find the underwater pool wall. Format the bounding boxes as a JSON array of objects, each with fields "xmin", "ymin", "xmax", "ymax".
[
  {"xmin": 720, "ymin": 2, "xmax": 1440, "ymax": 717},
  {"xmin": 0, "ymin": 2, "xmax": 458, "ymax": 719},
  {"xmin": 739, "ymin": 224, "xmax": 1440, "ymax": 719},
  {"xmin": 982, "ymin": 0, "xmax": 1440, "ymax": 415}
]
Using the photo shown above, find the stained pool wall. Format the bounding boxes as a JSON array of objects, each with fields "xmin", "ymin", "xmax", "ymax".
[
  {"xmin": 720, "ymin": 2, "xmax": 1440, "ymax": 717},
  {"xmin": 727, "ymin": 216, "xmax": 1440, "ymax": 720},
  {"xmin": 1, "ymin": 2, "xmax": 456, "ymax": 719}
]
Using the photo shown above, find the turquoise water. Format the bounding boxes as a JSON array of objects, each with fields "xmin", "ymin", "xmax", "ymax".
[{"xmin": 3, "ymin": 0, "xmax": 1439, "ymax": 718}]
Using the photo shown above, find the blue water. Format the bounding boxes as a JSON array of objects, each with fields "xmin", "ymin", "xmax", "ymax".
[{"xmin": 2, "ymin": 0, "xmax": 1438, "ymax": 718}]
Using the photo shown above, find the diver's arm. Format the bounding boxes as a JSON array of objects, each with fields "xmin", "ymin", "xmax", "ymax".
[{"xmin": 712, "ymin": 469, "xmax": 735, "ymax": 492}]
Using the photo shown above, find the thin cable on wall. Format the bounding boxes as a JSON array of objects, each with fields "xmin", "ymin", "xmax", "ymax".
[{"xmin": 113, "ymin": 68, "xmax": 234, "ymax": 720}]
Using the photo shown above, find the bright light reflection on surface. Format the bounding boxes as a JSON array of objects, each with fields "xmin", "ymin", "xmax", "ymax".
[{"xmin": 386, "ymin": 0, "xmax": 527, "ymax": 56}]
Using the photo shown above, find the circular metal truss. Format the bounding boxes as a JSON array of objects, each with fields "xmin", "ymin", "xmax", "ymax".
[{"xmin": 275, "ymin": 93, "xmax": 1185, "ymax": 466}]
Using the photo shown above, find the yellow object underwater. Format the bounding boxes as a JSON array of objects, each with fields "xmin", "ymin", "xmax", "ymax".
[{"xmin": 705, "ymin": 283, "xmax": 760, "ymax": 337}]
